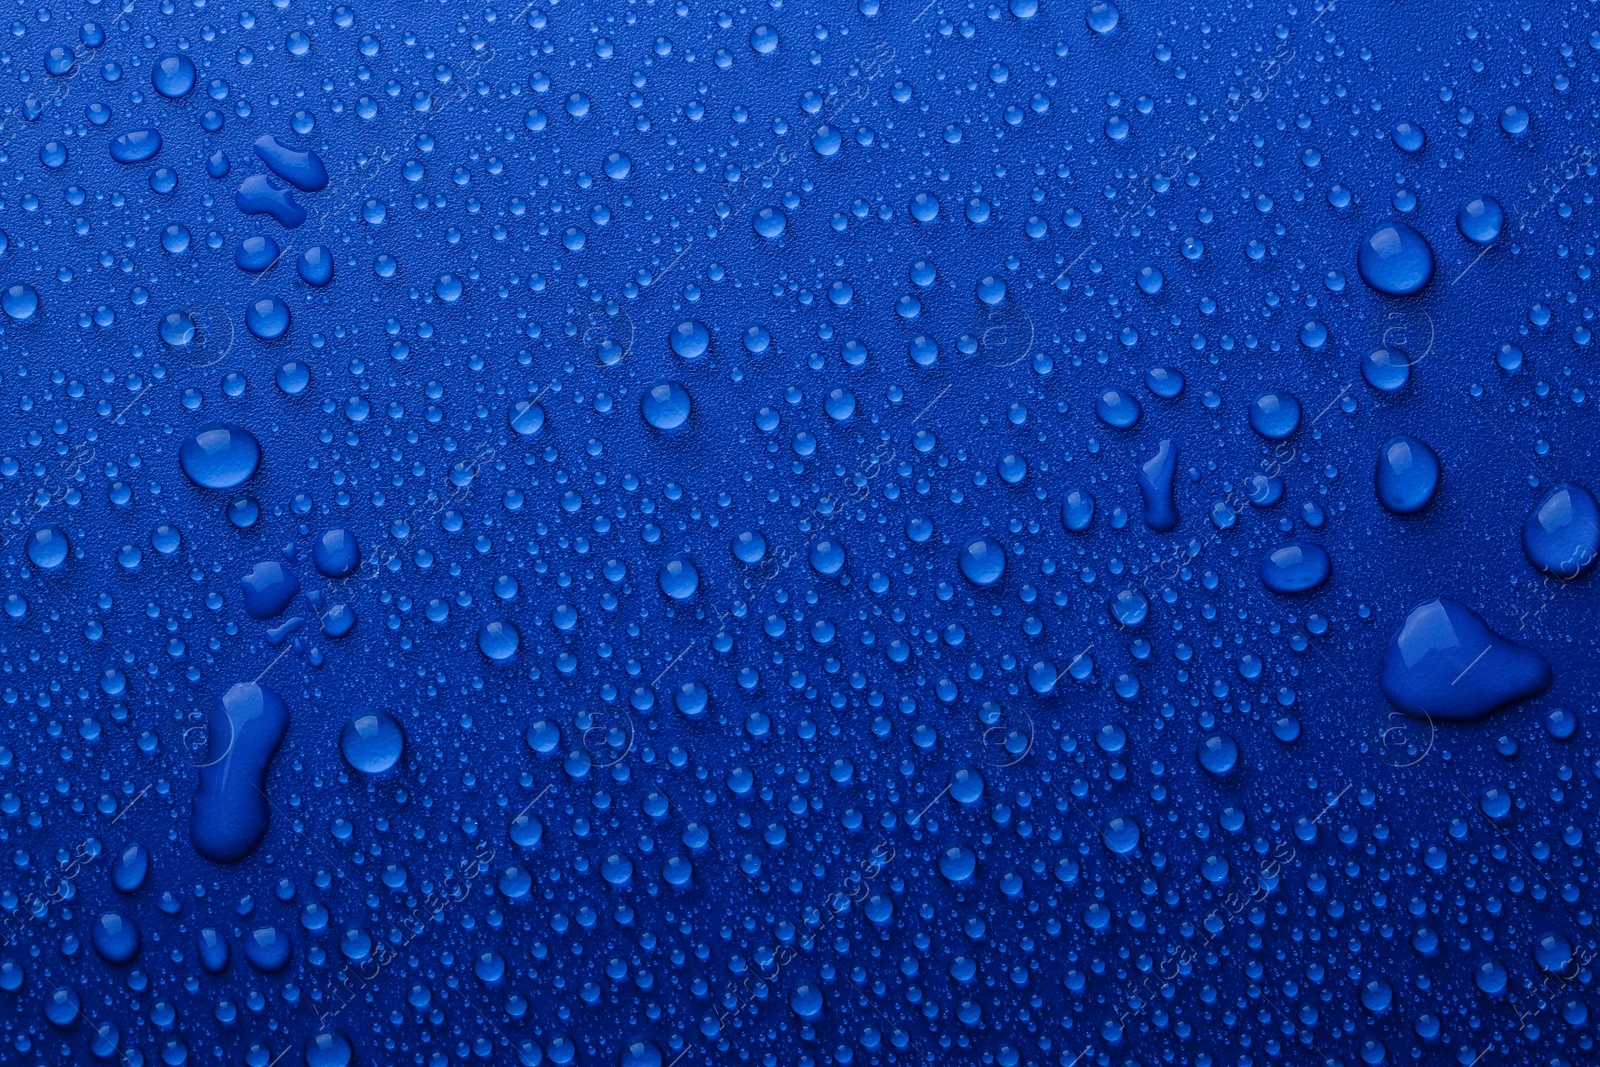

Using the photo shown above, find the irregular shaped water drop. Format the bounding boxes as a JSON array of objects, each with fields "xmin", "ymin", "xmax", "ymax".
[
  {"xmin": 191, "ymin": 683, "xmax": 290, "ymax": 863},
  {"xmin": 111, "ymin": 843, "xmax": 149, "ymax": 892},
  {"xmin": 298, "ymin": 245, "xmax": 334, "ymax": 286},
  {"xmin": 1136, "ymin": 440, "xmax": 1178, "ymax": 532},
  {"xmin": 252, "ymin": 134, "xmax": 329, "ymax": 192},
  {"xmin": 239, "ymin": 561, "xmax": 300, "ymax": 619},
  {"xmin": 1061, "ymin": 488, "xmax": 1095, "ymax": 532},
  {"xmin": 313, "ymin": 528, "xmax": 361, "ymax": 578},
  {"xmin": 197, "ymin": 928, "xmax": 231, "ymax": 974},
  {"xmin": 236, "ymin": 174, "xmax": 308, "ymax": 228},
  {"xmin": 1379, "ymin": 599, "xmax": 1551, "ymax": 722}
]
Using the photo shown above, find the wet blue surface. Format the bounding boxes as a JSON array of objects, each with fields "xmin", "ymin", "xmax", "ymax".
[{"xmin": 1, "ymin": 3, "xmax": 1600, "ymax": 1067}]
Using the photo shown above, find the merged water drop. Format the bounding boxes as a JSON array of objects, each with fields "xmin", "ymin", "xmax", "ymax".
[
  {"xmin": 1380, "ymin": 599, "xmax": 1551, "ymax": 722},
  {"xmin": 190, "ymin": 683, "xmax": 290, "ymax": 863}
]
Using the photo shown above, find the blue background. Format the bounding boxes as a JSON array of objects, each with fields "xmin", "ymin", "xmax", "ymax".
[{"xmin": 1, "ymin": 2, "xmax": 1599, "ymax": 1066}]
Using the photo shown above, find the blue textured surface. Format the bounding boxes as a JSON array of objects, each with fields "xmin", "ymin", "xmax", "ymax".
[{"xmin": 2, "ymin": 2, "xmax": 1600, "ymax": 1067}]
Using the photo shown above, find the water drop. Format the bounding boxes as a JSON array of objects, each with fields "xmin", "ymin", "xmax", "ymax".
[
  {"xmin": 1522, "ymin": 482, "xmax": 1600, "ymax": 579},
  {"xmin": 235, "ymin": 235, "xmax": 282, "ymax": 273},
  {"xmin": 313, "ymin": 528, "xmax": 361, "ymax": 578},
  {"xmin": 2, "ymin": 283, "xmax": 39, "ymax": 321},
  {"xmin": 478, "ymin": 621, "xmax": 521, "ymax": 662},
  {"xmin": 191, "ymin": 683, "xmax": 290, "ymax": 863},
  {"xmin": 245, "ymin": 296, "xmax": 291, "ymax": 340},
  {"xmin": 109, "ymin": 128, "xmax": 162, "ymax": 163},
  {"xmin": 1096, "ymin": 388, "xmax": 1142, "ymax": 429},
  {"xmin": 657, "ymin": 556, "xmax": 700, "ymax": 600},
  {"xmin": 957, "ymin": 537, "xmax": 1006, "ymax": 587},
  {"xmin": 1259, "ymin": 543, "xmax": 1331, "ymax": 594},
  {"xmin": 340, "ymin": 712, "xmax": 404, "ymax": 773},
  {"xmin": 1357, "ymin": 222, "xmax": 1435, "ymax": 296},
  {"xmin": 252, "ymin": 134, "xmax": 329, "ymax": 192},
  {"xmin": 1361, "ymin": 347, "xmax": 1412, "ymax": 392},
  {"xmin": 1248, "ymin": 391, "xmax": 1301, "ymax": 439},
  {"xmin": 669, "ymin": 319, "xmax": 711, "ymax": 359},
  {"xmin": 1197, "ymin": 734, "xmax": 1239, "ymax": 776},
  {"xmin": 25, "ymin": 526, "xmax": 69, "ymax": 570},
  {"xmin": 1457, "ymin": 196, "xmax": 1504, "ymax": 244},
  {"xmin": 1086, "ymin": 1, "xmax": 1120, "ymax": 34},
  {"xmin": 1137, "ymin": 440, "xmax": 1179, "ymax": 532},
  {"xmin": 180, "ymin": 425, "xmax": 262, "ymax": 489},
  {"xmin": 641, "ymin": 381, "xmax": 692, "ymax": 430},
  {"xmin": 298, "ymin": 246, "xmax": 334, "ymax": 286},
  {"xmin": 1391, "ymin": 121, "xmax": 1425, "ymax": 153},
  {"xmin": 1375, "ymin": 434, "xmax": 1441, "ymax": 515},
  {"xmin": 1102, "ymin": 815, "xmax": 1140, "ymax": 854},
  {"xmin": 1062, "ymin": 488, "xmax": 1095, "ymax": 532},
  {"xmin": 1379, "ymin": 599, "xmax": 1551, "ymax": 722},
  {"xmin": 152, "ymin": 54, "xmax": 197, "ymax": 98}
]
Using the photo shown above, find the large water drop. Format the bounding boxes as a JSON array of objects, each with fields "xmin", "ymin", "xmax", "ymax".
[{"xmin": 1379, "ymin": 599, "xmax": 1551, "ymax": 722}]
